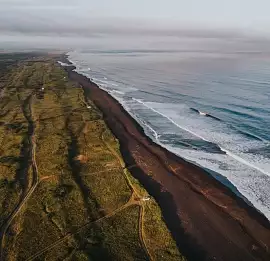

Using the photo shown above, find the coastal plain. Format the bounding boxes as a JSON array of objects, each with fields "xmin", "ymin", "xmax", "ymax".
[
  {"xmin": 0, "ymin": 54, "xmax": 183, "ymax": 261},
  {"xmin": 0, "ymin": 53, "xmax": 269, "ymax": 261}
]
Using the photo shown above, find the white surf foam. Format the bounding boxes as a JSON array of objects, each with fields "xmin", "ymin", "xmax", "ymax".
[
  {"xmin": 219, "ymin": 147, "xmax": 270, "ymax": 176},
  {"xmin": 133, "ymin": 99, "xmax": 270, "ymax": 176},
  {"xmin": 132, "ymin": 98, "xmax": 210, "ymax": 141},
  {"xmin": 129, "ymin": 98, "xmax": 270, "ymax": 218},
  {"xmin": 199, "ymin": 111, "xmax": 207, "ymax": 116},
  {"xmin": 57, "ymin": 61, "xmax": 73, "ymax": 67},
  {"xmin": 66, "ymin": 51, "xmax": 270, "ymax": 220},
  {"xmin": 110, "ymin": 90, "xmax": 125, "ymax": 95},
  {"xmin": 139, "ymin": 120, "xmax": 160, "ymax": 141},
  {"xmin": 168, "ymin": 145, "xmax": 270, "ymax": 220}
]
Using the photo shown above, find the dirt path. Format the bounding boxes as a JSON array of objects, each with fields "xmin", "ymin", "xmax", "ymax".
[
  {"xmin": 26, "ymin": 196, "xmax": 137, "ymax": 261},
  {"xmin": 101, "ymin": 130, "xmax": 153, "ymax": 261},
  {"xmin": 101, "ymin": 130, "xmax": 138, "ymax": 196},
  {"xmin": 25, "ymin": 128, "xmax": 153, "ymax": 261},
  {"xmin": 0, "ymin": 97, "xmax": 39, "ymax": 260},
  {"xmin": 139, "ymin": 204, "xmax": 153, "ymax": 261}
]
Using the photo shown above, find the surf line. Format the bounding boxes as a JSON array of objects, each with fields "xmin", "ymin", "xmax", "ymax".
[
  {"xmin": 219, "ymin": 147, "xmax": 270, "ymax": 176},
  {"xmin": 121, "ymin": 99, "xmax": 161, "ymax": 142},
  {"xmin": 139, "ymin": 119, "xmax": 160, "ymax": 141},
  {"xmin": 132, "ymin": 98, "xmax": 270, "ymax": 177},
  {"xmin": 132, "ymin": 98, "xmax": 207, "ymax": 141}
]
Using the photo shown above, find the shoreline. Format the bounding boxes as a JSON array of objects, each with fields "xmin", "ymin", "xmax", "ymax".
[
  {"xmin": 61, "ymin": 59, "xmax": 270, "ymax": 261},
  {"xmin": 58, "ymin": 57, "xmax": 258, "ymax": 211}
]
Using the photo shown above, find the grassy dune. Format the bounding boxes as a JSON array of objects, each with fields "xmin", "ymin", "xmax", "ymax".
[{"xmin": 0, "ymin": 54, "xmax": 185, "ymax": 261}]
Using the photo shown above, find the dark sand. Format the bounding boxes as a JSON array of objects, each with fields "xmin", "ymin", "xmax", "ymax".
[{"xmin": 63, "ymin": 62, "xmax": 270, "ymax": 261}]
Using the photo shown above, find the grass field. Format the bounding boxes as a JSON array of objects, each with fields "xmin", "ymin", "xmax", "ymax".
[{"xmin": 0, "ymin": 54, "xmax": 186, "ymax": 261}]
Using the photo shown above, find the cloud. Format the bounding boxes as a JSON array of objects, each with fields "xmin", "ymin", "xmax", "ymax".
[
  {"xmin": 0, "ymin": 5, "xmax": 248, "ymax": 39},
  {"xmin": 0, "ymin": 0, "xmax": 269, "ymax": 48}
]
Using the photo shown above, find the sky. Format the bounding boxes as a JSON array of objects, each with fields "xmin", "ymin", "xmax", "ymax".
[
  {"xmin": 1, "ymin": 0, "xmax": 270, "ymax": 50},
  {"xmin": 1, "ymin": 0, "xmax": 270, "ymax": 33}
]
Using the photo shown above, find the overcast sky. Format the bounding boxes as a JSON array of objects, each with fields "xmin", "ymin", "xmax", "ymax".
[
  {"xmin": 1, "ymin": 0, "xmax": 270, "ymax": 51},
  {"xmin": 1, "ymin": 0, "xmax": 270, "ymax": 35}
]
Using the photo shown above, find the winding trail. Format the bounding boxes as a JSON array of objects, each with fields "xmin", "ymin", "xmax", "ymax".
[
  {"xmin": 101, "ymin": 130, "xmax": 153, "ymax": 261},
  {"xmin": 25, "ymin": 196, "xmax": 136, "ymax": 261},
  {"xmin": 0, "ymin": 97, "xmax": 39, "ymax": 260},
  {"xmin": 25, "ymin": 129, "xmax": 153, "ymax": 261},
  {"xmin": 139, "ymin": 204, "xmax": 152, "ymax": 261},
  {"xmin": 101, "ymin": 130, "xmax": 138, "ymax": 196}
]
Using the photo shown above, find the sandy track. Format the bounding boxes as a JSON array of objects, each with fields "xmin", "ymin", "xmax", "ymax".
[{"xmin": 0, "ymin": 99, "xmax": 39, "ymax": 260}]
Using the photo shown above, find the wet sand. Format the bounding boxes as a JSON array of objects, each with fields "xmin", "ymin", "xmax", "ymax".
[{"xmin": 63, "ymin": 62, "xmax": 270, "ymax": 261}]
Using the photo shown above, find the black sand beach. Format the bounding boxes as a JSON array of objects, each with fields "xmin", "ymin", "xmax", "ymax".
[{"xmin": 62, "ymin": 59, "xmax": 270, "ymax": 261}]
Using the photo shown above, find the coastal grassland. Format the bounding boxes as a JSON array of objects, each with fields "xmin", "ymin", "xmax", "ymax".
[
  {"xmin": 0, "ymin": 54, "xmax": 185, "ymax": 261},
  {"xmin": 0, "ymin": 53, "xmax": 39, "ymax": 80},
  {"xmin": 0, "ymin": 55, "xmax": 35, "ymax": 229}
]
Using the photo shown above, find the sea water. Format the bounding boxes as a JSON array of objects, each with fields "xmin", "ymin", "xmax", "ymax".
[{"xmin": 67, "ymin": 37, "xmax": 270, "ymax": 219}]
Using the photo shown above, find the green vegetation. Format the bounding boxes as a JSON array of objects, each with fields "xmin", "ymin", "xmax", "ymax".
[{"xmin": 0, "ymin": 54, "xmax": 186, "ymax": 261}]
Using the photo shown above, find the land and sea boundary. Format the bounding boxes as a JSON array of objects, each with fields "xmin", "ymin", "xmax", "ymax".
[
  {"xmin": 62, "ymin": 55, "xmax": 270, "ymax": 261},
  {"xmin": 0, "ymin": 52, "xmax": 269, "ymax": 261}
]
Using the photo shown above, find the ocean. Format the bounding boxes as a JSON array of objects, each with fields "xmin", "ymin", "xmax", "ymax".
[{"xmin": 67, "ymin": 38, "xmax": 270, "ymax": 219}]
